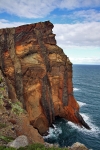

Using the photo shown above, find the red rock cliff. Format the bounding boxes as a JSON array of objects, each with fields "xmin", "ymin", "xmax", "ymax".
[{"xmin": 0, "ymin": 21, "xmax": 90, "ymax": 135}]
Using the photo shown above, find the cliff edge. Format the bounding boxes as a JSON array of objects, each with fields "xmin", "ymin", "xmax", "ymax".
[{"xmin": 0, "ymin": 21, "xmax": 90, "ymax": 137}]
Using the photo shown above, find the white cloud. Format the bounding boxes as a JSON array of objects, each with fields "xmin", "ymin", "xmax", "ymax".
[
  {"xmin": 53, "ymin": 22, "xmax": 100, "ymax": 48},
  {"xmin": 60, "ymin": 9, "xmax": 100, "ymax": 22},
  {"xmin": 60, "ymin": 0, "xmax": 100, "ymax": 9},
  {"xmin": 0, "ymin": 0, "xmax": 57, "ymax": 18},
  {"xmin": 53, "ymin": 22, "xmax": 100, "ymax": 64},
  {"xmin": 0, "ymin": 0, "xmax": 100, "ymax": 18},
  {"xmin": 72, "ymin": 9, "xmax": 100, "ymax": 22},
  {"xmin": 70, "ymin": 57, "xmax": 100, "ymax": 64},
  {"xmin": 0, "ymin": 19, "xmax": 26, "ymax": 28}
]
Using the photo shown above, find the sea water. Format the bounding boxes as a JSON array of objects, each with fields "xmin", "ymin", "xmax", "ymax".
[{"xmin": 44, "ymin": 65, "xmax": 100, "ymax": 150}]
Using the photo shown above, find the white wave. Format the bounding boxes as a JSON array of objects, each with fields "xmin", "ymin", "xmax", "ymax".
[
  {"xmin": 77, "ymin": 101, "xmax": 87, "ymax": 107},
  {"xmin": 80, "ymin": 113, "xmax": 89, "ymax": 121},
  {"xmin": 43, "ymin": 124, "xmax": 62, "ymax": 139},
  {"xmin": 73, "ymin": 88, "xmax": 80, "ymax": 91},
  {"xmin": 68, "ymin": 113, "xmax": 100, "ymax": 137}
]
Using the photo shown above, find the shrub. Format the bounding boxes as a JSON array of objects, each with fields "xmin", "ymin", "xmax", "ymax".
[
  {"xmin": 0, "ymin": 146, "xmax": 16, "ymax": 150},
  {"xmin": 0, "ymin": 143, "xmax": 68, "ymax": 150},
  {"xmin": 11, "ymin": 101, "xmax": 24, "ymax": 115},
  {"xmin": 0, "ymin": 123, "xmax": 7, "ymax": 129},
  {"xmin": 0, "ymin": 135, "xmax": 14, "ymax": 143},
  {"xmin": 17, "ymin": 143, "xmax": 68, "ymax": 150}
]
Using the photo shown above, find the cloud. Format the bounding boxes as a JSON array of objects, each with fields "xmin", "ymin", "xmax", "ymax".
[
  {"xmin": 0, "ymin": 19, "xmax": 26, "ymax": 28},
  {"xmin": 59, "ymin": 9, "xmax": 100, "ymax": 23},
  {"xmin": 53, "ymin": 22, "xmax": 100, "ymax": 64},
  {"xmin": 47, "ymin": 9, "xmax": 100, "ymax": 24},
  {"xmin": 60, "ymin": 0, "xmax": 100, "ymax": 9},
  {"xmin": 72, "ymin": 9, "xmax": 100, "ymax": 22},
  {"xmin": 0, "ymin": 0, "xmax": 57, "ymax": 18},
  {"xmin": 0, "ymin": 0, "xmax": 100, "ymax": 18},
  {"xmin": 70, "ymin": 57, "xmax": 100, "ymax": 64},
  {"xmin": 53, "ymin": 22, "xmax": 100, "ymax": 48}
]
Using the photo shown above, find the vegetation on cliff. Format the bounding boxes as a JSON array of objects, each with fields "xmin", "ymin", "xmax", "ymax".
[{"xmin": 0, "ymin": 143, "xmax": 68, "ymax": 150}]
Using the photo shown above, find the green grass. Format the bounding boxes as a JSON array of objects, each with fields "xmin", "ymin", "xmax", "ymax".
[
  {"xmin": 11, "ymin": 101, "xmax": 24, "ymax": 115},
  {"xmin": 0, "ymin": 146, "xmax": 15, "ymax": 150},
  {"xmin": 0, "ymin": 87, "xmax": 5, "ymax": 91},
  {"xmin": 0, "ymin": 143, "xmax": 68, "ymax": 150},
  {"xmin": 0, "ymin": 135, "xmax": 14, "ymax": 143},
  {"xmin": 0, "ymin": 123, "xmax": 7, "ymax": 129},
  {"xmin": 0, "ymin": 146, "xmax": 18, "ymax": 150}
]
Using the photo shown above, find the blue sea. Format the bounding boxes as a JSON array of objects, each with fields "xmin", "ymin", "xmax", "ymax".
[{"xmin": 44, "ymin": 65, "xmax": 100, "ymax": 150}]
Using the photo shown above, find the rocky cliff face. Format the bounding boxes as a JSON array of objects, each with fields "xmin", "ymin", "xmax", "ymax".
[{"xmin": 0, "ymin": 21, "xmax": 90, "ymax": 136}]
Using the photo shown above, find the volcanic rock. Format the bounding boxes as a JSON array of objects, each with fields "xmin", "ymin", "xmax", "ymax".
[{"xmin": 0, "ymin": 21, "xmax": 90, "ymax": 136}]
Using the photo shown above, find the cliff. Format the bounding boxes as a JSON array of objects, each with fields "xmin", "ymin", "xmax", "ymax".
[{"xmin": 0, "ymin": 21, "xmax": 90, "ymax": 137}]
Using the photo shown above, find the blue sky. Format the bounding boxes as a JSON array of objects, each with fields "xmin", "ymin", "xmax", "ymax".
[{"xmin": 0, "ymin": 0, "xmax": 100, "ymax": 64}]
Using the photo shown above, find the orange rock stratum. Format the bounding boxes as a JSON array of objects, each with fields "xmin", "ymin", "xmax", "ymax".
[{"xmin": 0, "ymin": 21, "xmax": 90, "ymax": 136}]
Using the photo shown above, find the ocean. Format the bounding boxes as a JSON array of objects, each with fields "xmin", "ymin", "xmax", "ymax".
[{"xmin": 44, "ymin": 65, "xmax": 100, "ymax": 150}]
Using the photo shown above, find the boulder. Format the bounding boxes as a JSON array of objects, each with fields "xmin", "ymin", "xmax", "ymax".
[
  {"xmin": 69, "ymin": 142, "xmax": 89, "ymax": 150},
  {"xmin": 7, "ymin": 135, "xmax": 28, "ymax": 149}
]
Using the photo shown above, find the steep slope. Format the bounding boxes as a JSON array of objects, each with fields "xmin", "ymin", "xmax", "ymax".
[{"xmin": 0, "ymin": 21, "xmax": 90, "ymax": 136}]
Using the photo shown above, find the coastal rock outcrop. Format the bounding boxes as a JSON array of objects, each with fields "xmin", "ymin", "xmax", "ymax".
[{"xmin": 0, "ymin": 21, "xmax": 90, "ymax": 136}]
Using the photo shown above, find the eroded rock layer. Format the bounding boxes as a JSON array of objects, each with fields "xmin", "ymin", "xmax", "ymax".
[{"xmin": 0, "ymin": 21, "xmax": 90, "ymax": 135}]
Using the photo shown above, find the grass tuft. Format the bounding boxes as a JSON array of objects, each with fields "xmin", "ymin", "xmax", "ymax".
[
  {"xmin": 0, "ymin": 143, "xmax": 68, "ymax": 150},
  {"xmin": 0, "ymin": 135, "xmax": 14, "ymax": 143},
  {"xmin": 0, "ymin": 123, "xmax": 7, "ymax": 129}
]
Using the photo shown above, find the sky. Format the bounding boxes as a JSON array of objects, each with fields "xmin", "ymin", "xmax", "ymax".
[{"xmin": 0, "ymin": 0, "xmax": 100, "ymax": 64}]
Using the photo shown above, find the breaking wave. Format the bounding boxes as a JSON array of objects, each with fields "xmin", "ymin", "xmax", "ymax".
[
  {"xmin": 68, "ymin": 113, "xmax": 100, "ymax": 137},
  {"xmin": 77, "ymin": 101, "xmax": 87, "ymax": 107},
  {"xmin": 44, "ymin": 124, "xmax": 62, "ymax": 140},
  {"xmin": 73, "ymin": 88, "xmax": 80, "ymax": 91}
]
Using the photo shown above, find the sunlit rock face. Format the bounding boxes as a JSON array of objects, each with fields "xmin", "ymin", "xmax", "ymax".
[{"xmin": 0, "ymin": 21, "xmax": 90, "ymax": 135}]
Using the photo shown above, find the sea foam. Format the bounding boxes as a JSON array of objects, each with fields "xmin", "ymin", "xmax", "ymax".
[
  {"xmin": 77, "ymin": 101, "xmax": 87, "ymax": 107},
  {"xmin": 68, "ymin": 113, "xmax": 100, "ymax": 137},
  {"xmin": 73, "ymin": 88, "xmax": 80, "ymax": 91},
  {"xmin": 43, "ymin": 124, "xmax": 62, "ymax": 139}
]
